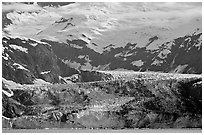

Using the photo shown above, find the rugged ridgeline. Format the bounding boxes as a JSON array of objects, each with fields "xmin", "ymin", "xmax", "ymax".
[
  {"xmin": 2, "ymin": 2, "xmax": 202, "ymax": 84},
  {"xmin": 2, "ymin": 71, "xmax": 202, "ymax": 129},
  {"xmin": 42, "ymin": 32, "xmax": 202, "ymax": 74},
  {"xmin": 2, "ymin": 36, "xmax": 79, "ymax": 84}
]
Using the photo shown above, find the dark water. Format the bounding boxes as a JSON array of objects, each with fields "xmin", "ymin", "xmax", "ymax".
[{"xmin": 2, "ymin": 128, "xmax": 202, "ymax": 133}]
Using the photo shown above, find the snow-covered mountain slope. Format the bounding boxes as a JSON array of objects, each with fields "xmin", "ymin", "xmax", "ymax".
[
  {"xmin": 3, "ymin": 2, "xmax": 201, "ymax": 52},
  {"xmin": 2, "ymin": 2, "xmax": 202, "ymax": 84}
]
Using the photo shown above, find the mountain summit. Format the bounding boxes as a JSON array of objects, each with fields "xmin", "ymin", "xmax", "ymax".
[{"xmin": 2, "ymin": 2, "xmax": 202, "ymax": 82}]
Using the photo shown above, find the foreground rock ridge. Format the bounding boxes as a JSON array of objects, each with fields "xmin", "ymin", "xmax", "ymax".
[{"xmin": 2, "ymin": 71, "xmax": 202, "ymax": 129}]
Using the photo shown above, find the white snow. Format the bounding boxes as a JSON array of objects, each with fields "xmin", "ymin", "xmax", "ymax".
[
  {"xmin": 3, "ymin": 40, "xmax": 8, "ymax": 43},
  {"xmin": 2, "ymin": 89, "xmax": 14, "ymax": 97},
  {"xmin": 29, "ymin": 38, "xmax": 49, "ymax": 45},
  {"xmin": 70, "ymin": 44, "xmax": 83, "ymax": 49},
  {"xmin": 2, "ymin": 78, "xmax": 23, "ymax": 90},
  {"xmin": 59, "ymin": 75, "xmax": 63, "ymax": 80},
  {"xmin": 2, "ymin": 47, "xmax": 5, "ymax": 53},
  {"xmin": 194, "ymin": 35, "xmax": 202, "ymax": 50},
  {"xmin": 114, "ymin": 53, "xmax": 122, "ymax": 58},
  {"xmin": 185, "ymin": 37, "xmax": 191, "ymax": 42},
  {"xmin": 2, "ymin": 46, "xmax": 8, "ymax": 53},
  {"xmin": 2, "ymin": 53, "xmax": 9, "ymax": 60},
  {"xmin": 13, "ymin": 63, "xmax": 30, "ymax": 72},
  {"xmin": 151, "ymin": 59, "xmax": 163, "ymax": 66},
  {"xmin": 3, "ymin": 3, "xmax": 201, "ymax": 55},
  {"xmin": 9, "ymin": 44, "xmax": 28, "ymax": 53},
  {"xmin": 158, "ymin": 49, "xmax": 171, "ymax": 59},
  {"xmin": 30, "ymin": 43, "xmax": 38, "ymax": 46},
  {"xmin": 78, "ymin": 55, "xmax": 85, "ymax": 59},
  {"xmin": 7, "ymin": 35, "xmax": 50, "ymax": 46},
  {"xmin": 2, "ymin": 55, "xmax": 9, "ymax": 60},
  {"xmin": 131, "ymin": 60, "xmax": 144, "ymax": 67},
  {"xmin": 2, "ymin": 116, "xmax": 11, "ymax": 120},
  {"xmin": 63, "ymin": 59, "xmax": 81, "ymax": 69},
  {"xmin": 123, "ymin": 52, "xmax": 134, "ymax": 57},
  {"xmin": 81, "ymin": 62, "xmax": 93, "ymax": 70},
  {"xmin": 40, "ymin": 71, "xmax": 51, "ymax": 74},
  {"xmin": 195, "ymin": 42, "xmax": 202, "ymax": 50},
  {"xmin": 33, "ymin": 79, "xmax": 51, "ymax": 85},
  {"xmin": 114, "ymin": 52, "xmax": 134, "ymax": 58},
  {"xmin": 79, "ymin": 37, "xmax": 91, "ymax": 44}
]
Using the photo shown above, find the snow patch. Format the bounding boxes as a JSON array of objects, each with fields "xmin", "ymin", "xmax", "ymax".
[
  {"xmin": 33, "ymin": 79, "xmax": 51, "ymax": 85},
  {"xmin": 194, "ymin": 35, "xmax": 202, "ymax": 50},
  {"xmin": 70, "ymin": 44, "xmax": 83, "ymax": 49},
  {"xmin": 2, "ymin": 89, "xmax": 14, "ymax": 97},
  {"xmin": 29, "ymin": 38, "xmax": 50, "ymax": 45},
  {"xmin": 81, "ymin": 62, "xmax": 93, "ymax": 70},
  {"xmin": 40, "ymin": 71, "xmax": 51, "ymax": 74},
  {"xmin": 78, "ymin": 55, "xmax": 85, "ymax": 59},
  {"xmin": 2, "ymin": 78, "xmax": 23, "ymax": 90},
  {"xmin": 131, "ymin": 60, "xmax": 144, "ymax": 67},
  {"xmin": 114, "ymin": 53, "xmax": 122, "ymax": 57},
  {"xmin": 79, "ymin": 37, "xmax": 91, "ymax": 44},
  {"xmin": 8, "ymin": 35, "xmax": 50, "ymax": 46},
  {"xmin": 2, "ymin": 55, "xmax": 9, "ymax": 60},
  {"xmin": 3, "ymin": 40, "xmax": 7, "ymax": 43},
  {"xmin": 59, "ymin": 75, "xmax": 63, "ymax": 80},
  {"xmin": 151, "ymin": 59, "xmax": 163, "ymax": 66},
  {"xmin": 195, "ymin": 42, "xmax": 202, "ymax": 50},
  {"xmin": 13, "ymin": 63, "xmax": 30, "ymax": 72},
  {"xmin": 30, "ymin": 43, "xmax": 38, "ymax": 47},
  {"xmin": 63, "ymin": 60, "xmax": 81, "ymax": 69},
  {"xmin": 2, "ymin": 46, "xmax": 8, "ymax": 53},
  {"xmin": 158, "ymin": 49, "xmax": 171, "ymax": 59},
  {"xmin": 9, "ymin": 44, "xmax": 28, "ymax": 53},
  {"xmin": 123, "ymin": 52, "xmax": 134, "ymax": 57}
]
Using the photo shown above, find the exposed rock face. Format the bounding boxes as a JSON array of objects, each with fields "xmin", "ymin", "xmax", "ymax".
[
  {"xmin": 42, "ymin": 32, "xmax": 202, "ymax": 74},
  {"xmin": 80, "ymin": 70, "xmax": 114, "ymax": 82},
  {"xmin": 2, "ymin": 72, "xmax": 202, "ymax": 129},
  {"xmin": 2, "ymin": 36, "xmax": 78, "ymax": 84}
]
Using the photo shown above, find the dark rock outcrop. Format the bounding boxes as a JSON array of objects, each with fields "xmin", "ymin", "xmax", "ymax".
[
  {"xmin": 42, "ymin": 33, "xmax": 202, "ymax": 74},
  {"xmin": 2, "ymin": 36, "xmax": 78, "ymax": 84}
]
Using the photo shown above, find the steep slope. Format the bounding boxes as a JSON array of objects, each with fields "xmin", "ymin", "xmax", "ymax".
[
  {"xmin": 2, "ymin": 2, "xmax": 202, "ymax": 74},
  {"xmin": 41, "ymin": 32, "xmax": 202, "ymax": 74},
  {"xmin": 2, "ymin": 36, "xmax": 79, "ymax": 84}
]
